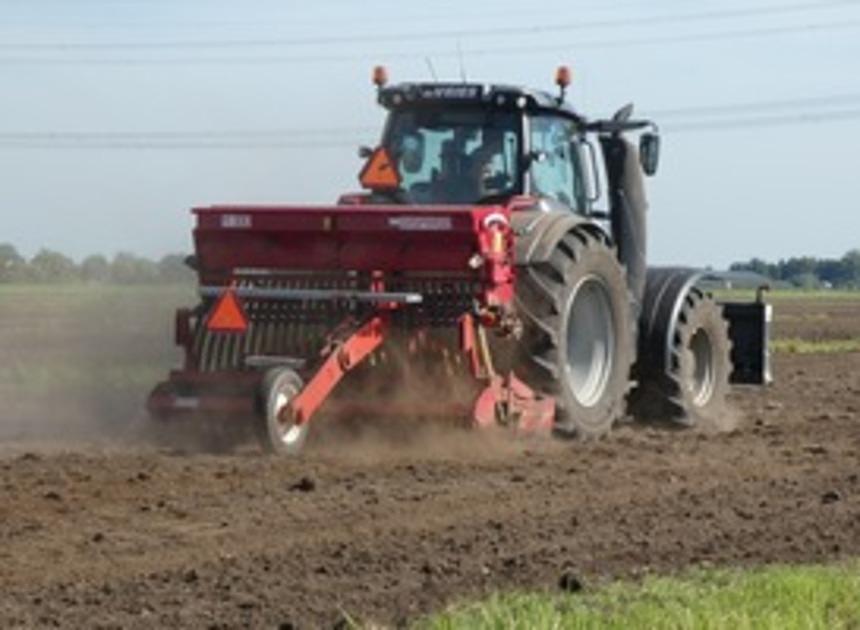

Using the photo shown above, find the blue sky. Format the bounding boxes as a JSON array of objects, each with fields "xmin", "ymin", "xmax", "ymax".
[{"xmin": 1, "ymin": 0, "xmax": 859, "ymax": 267}]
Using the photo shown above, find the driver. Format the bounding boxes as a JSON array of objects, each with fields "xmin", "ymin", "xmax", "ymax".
[{"xmin": 468, "ymin": 128, "xmax": 507, "ymax": 199}]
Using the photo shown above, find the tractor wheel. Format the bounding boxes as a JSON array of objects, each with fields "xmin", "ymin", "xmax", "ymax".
[
  {"xmin": 515, "ymin": 228, "xmax": 635, "ymax": 438},
  {"xmin": 256, "ymin": 367, "xmax": 308, "ymax": 455},
  {"xmin": 666, "ymin": 288, "xmax": 732, "ymax": 427},
  {"xmin": 632, "ymin": 287, "xmax": 732, "ymax": 428}
]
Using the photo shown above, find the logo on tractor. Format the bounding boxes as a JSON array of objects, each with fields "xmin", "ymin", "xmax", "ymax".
[
  {"xmin": 220, "ymin": 214, "xmax": 252, "ymax": 229},
  {"xmin": 388, "ymin": 216, "xmax": 453, "ymax": 231}
]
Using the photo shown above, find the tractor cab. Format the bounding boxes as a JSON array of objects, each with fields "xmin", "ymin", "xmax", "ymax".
[{"xmin": 370, "ymin": 73, "xmax": 592, "ymax": 212}]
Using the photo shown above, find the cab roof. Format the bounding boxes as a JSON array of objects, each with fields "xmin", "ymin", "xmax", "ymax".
[{"xmin": 378, "ymin": 82, "xmax": 586, "ymax": 125}]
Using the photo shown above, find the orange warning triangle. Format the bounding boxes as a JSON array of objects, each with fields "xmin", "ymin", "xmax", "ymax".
[
  {"xmin": 206, "ymin": 287, "xmax": 248, "ymax": 333},
  {"xmin": 359, "ymin": 147, "xmax": 401, "ymax": 190}
]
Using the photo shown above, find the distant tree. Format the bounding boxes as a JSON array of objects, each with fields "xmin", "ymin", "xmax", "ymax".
[
  {"xmin": 780, "ymin": 256, "xmax": 818, "ymax": 282},
  {"xmin": 729, "ymin": 249, "xmax": 860, "ymax": 289},
  {"xmin": 80, "ymin": 254, "xmax": 111, "ymax": 283},
  {"xmin": 789, "ymin": 272, "xmax": 821, "ymax": 290},
  {"xmin": 817, "ymin": 258, "xmax": 850, "ymax": 287},
  {"xmin": 157, "ymin": 253, "xmax": 194, "ymax": 283},
  {"xmin": 729, "ymin": 258, "xmax": 768, "ymax": 275},
  {"xmin": 0, "ymin": 243, "xmax": 26, "ymax": 282},
  {"xmin": 29, "ymin": 248, "xmax": 78, "ymax": 282},
  {"xmin": 839, "ymin": 250, "xmax": 860, "ymax": 288},
  {"xmin": 110, "ymin": 252, "xmax": 159, "ymax": 284}
]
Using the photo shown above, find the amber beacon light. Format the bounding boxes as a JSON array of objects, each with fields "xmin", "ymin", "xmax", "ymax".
[
  {"xmin": 372, "ymin": 65, "xmax": 389, "ymax": 88},
  {"xmin": 555, "ymin": 65, "xmax": 572, "ymax": 102}
]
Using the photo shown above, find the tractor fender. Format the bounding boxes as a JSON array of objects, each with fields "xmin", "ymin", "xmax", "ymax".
[
  {"xmin": 510, "ymin": 209, "xmax": 607, "ymax": 265},
  {"xmin": 636, "ymin": 266, "xmax": 704, "ymax": 378}
]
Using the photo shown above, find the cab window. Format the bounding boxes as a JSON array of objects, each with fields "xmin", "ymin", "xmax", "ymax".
[
  {"xmin": 385, "ymin": 110, "xmax": 519, "ymax": 204},
  {"xmin": 529, "ymin": 116, "xmax": 583, "ymax": 210}
]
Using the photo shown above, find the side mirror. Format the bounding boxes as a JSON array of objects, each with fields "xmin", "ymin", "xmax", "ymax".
[
  {"xmin": 358, "ymin": 145, "xmax": 374, "ymax": 159},
  {"xmin": 639, "ymin": 132, "xmax": 660, "ymax": 176},
  {"xmin": 612, "ymin": 103, "xmax": 634, "ymax": 123}
]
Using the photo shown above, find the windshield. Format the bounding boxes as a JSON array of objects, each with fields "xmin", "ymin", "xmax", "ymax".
[{"xmin": 384, "ymin": 110, "xmax": 520, "ymax": 204}]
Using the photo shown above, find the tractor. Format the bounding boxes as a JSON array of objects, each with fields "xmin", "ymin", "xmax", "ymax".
[{"xmin": 147, "ymin": 66, "xmax": 770, "ymax": 453}]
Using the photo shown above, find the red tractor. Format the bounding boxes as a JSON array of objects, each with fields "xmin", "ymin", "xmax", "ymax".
[{"xmin": 148, "ymin": 67, "xmax": 770, "ymax": 453}]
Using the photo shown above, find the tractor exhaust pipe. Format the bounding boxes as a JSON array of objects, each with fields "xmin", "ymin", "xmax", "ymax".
[{"xmin": 601, "ymin": 136, "xmax": 647, "ymax": 317}]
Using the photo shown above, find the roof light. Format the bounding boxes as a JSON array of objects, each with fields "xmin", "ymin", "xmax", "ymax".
[
  {"xmin": 555, "ymin": 65, "xmax": 572, "ymax": 88},
  {"xmin": 555, "ymin": 65, "xmax": 572, "ymax": 103},
  {"xmin": 372, "ymin": 65, "xmax": 389, "ymax": 88}
]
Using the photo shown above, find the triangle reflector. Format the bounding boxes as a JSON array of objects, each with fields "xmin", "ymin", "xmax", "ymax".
[
  {"xmin": 206, "ymin": 287, "xmax": 248, "ymax": 333},
  {"xmin": 359, "ymin": 147, "xmax": 401, "ymax": 190}
]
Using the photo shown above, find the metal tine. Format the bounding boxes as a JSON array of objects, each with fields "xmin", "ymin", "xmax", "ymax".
[
  {"xmin": 223, "ymin": 327, "xmax": 236, "ymax": 370},
  {"xmin": 192, "ymin": 318, "xmax": 207, "ymax": 367},
  {"xmin": 200, "ymin": 329, "xmax": 213, "ymax": 372},
  {"xmin": 260, "ymin": 276, "xmax": 274, "ymax": 356},
  {"xmin": 211, "ymin": 330, "xmax": 224, "ymax": 372},
  {"xmin": 286, "ymin": 277, "xmax": 298, "ymax": 356}
]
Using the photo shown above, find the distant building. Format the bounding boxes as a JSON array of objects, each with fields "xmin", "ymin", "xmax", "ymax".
[{"xmin": 698, "ymin": 270, "xmax": 787, "ymax": 291}]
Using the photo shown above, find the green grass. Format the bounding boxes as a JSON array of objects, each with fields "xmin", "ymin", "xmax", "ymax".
[
  {"xmin": 419, "ymin": 563, "xmax": 860, "ymax": 630},
  {"xmin": 773, "ymin": 337, "xmax": 860, "ymax": 354}
]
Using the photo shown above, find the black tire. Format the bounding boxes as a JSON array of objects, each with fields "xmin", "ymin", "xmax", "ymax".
[
  {"xmin": 634, "ymin": 288, "xmax": 732, "ymax": 428},
  {"xmin": 255, "ymin": 368, "xmax": 308, "ymax": 455},
  {"xmin": 514, "ymin": 228, "xmax": 635, "ymax": 438}
]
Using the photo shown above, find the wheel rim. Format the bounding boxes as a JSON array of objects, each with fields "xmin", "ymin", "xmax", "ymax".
[
  {"xmin": 273, "ymin": 389, "xmax": 304, "ymax": 446},
  {"xmin": 565, "ymin": 275, "xmax": 615, "ymax": 408},
  {"xmin": 689, "ymin": 328, "xmax": 715, "ymax": 407}
]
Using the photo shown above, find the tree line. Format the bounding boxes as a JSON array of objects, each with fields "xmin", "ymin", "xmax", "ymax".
[
  {"xmin": 0, "ymin": 243, "xmax": 195, "ymax": 284},
  {"xmin": 729, "ymin": 249, "xmax": 860, "ymax": 289},
  {"xmin": 2, "ymin": 242, "xmax": 858, "ymax": 288}
]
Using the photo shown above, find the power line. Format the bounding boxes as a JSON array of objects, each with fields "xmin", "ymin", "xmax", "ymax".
[
  {"xmin": 4, "ymin": 92, "xmax": 857, "ymax": 143},
  {"xmin": 2, "ymin": 109, "xmax": 859, "ymax": 149},
  {"xmin": 0, "ymin": 141, "xmax": 360, "ymax": 150},
  {"xmin": 2, "ymin": 19, "xmax": 858, "ymax": 66},
  {"xmin": 2, "ymin": 91, "xmax": 860, "ymax": 150},
  {"xmin": 663, "ymin": 107, "xmax": 860, "ymax": 131},
  {"xmin": 1, "ymin": 0, "xmax": 855, "ymax": 51},
  {"xmin": 645, "ymin": 92, "xmax": 860, "ymax": 118},
  {"xmin": 0, "ymin": 126, "xmax": 378, "ymax": 141}
]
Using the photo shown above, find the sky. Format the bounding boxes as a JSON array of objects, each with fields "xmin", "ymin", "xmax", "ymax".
[{"xmin": 1, "ymin": 0, "xmax": 859, "ymax": 268}]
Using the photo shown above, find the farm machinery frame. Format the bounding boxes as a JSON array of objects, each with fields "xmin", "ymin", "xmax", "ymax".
[{"xmin": 148, "ymin": 66, "xmax": 770, "ymax": 453}]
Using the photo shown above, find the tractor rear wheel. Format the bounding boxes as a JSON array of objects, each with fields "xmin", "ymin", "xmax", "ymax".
[
  {"xmin": 515, "ymin": 228, "xmax": 635, "ymax": 438},
  {"xmin": 256, "ymin": 367, "xmax": 308, "ymax": 455},
  {"xmin": 633, "ymin": 288, "xmax": 732, "ymax": 428}
]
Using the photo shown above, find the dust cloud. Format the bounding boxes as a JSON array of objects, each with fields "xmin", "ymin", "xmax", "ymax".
[{"xmin": 0, "ymin": 286, "xmax": 185, "ymax": 452}]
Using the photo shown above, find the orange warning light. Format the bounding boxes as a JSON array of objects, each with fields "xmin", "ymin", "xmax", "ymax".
[
  {"xmin": 206, "ymin": 286, "xmax": 248, "ymax": 333},
  {"xmin": 372, "ymin": 65, "xmax": 389, "ymax": 88},
  {"xmin": 359, "ymin": 147, "xmax": 401, "ymax": 190},
  {"xmin": 555, "ymin": 65, "xmax": 572, "ymax": 88}
]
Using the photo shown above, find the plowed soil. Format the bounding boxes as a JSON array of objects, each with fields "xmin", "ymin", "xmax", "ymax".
[{"xmin": 1, "ymin": 294, "xmax": 859, "ymax": 628}]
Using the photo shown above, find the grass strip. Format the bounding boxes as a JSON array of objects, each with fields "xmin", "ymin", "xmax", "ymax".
[
  {"xmin": 772, "ymin": 337, "xmax": 860, "ymax": 354},
  {"xmin": 419, "ymin": 563, "xmax": 860, "ymax": 630}
]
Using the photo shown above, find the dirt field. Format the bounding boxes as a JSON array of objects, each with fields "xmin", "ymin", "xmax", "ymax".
[{"xmin": 0, "ymin": 288, "xmax": 858, "ymax": 628}]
